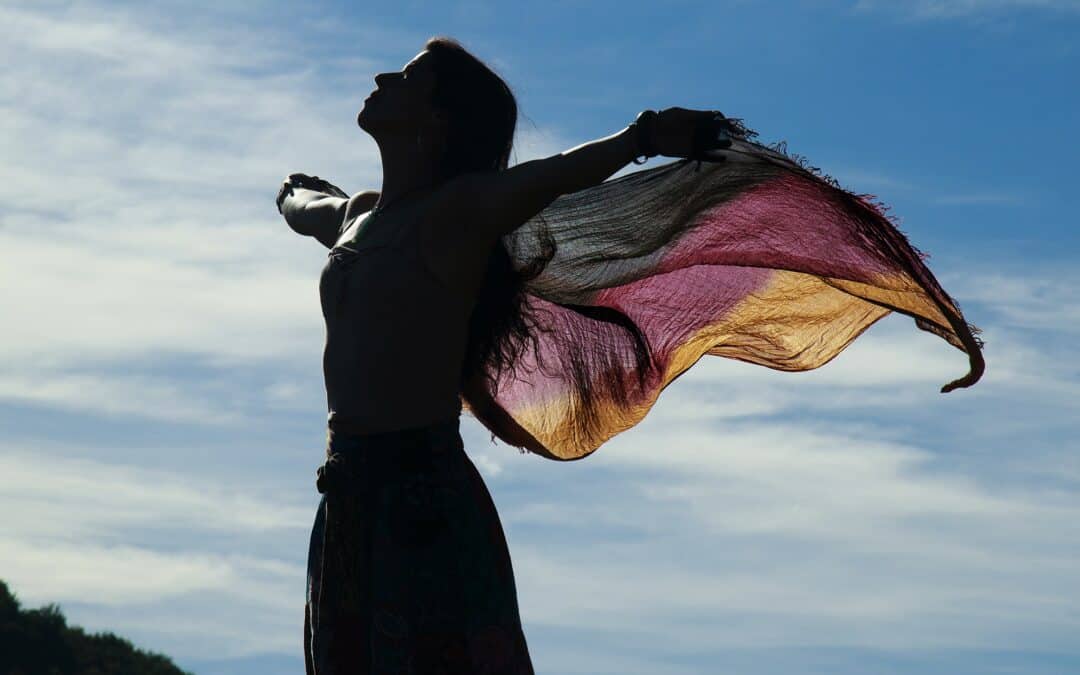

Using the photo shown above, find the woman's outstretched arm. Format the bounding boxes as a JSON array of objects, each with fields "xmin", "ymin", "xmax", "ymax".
[
  {"xmin": 440, "ymin": 108, "xmax": 730, "ymax": 245},
  {"xmin": 544, "ymin": 125, "xmax": 641, "ymax": 196},
  {"xmin": 277, "ymin": 173, "xmax": 379, "ymax": 248},
  {"xmin": 281, "ymin": 187, "xmax": 346, "ymax": 232},
  {"xmin": 442, "ymin": 125, "xmax": 639, "ymax": 244}
]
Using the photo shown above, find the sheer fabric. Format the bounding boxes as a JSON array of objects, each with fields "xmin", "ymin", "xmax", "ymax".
[{"xmin": 461, "ymin": 122, "xmax": 985, "ymax": 461}]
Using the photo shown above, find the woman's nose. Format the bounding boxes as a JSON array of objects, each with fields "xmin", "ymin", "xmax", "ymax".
[{"xmin": 374, "ymin": 72, "xmax": 400, "ymax": 88}]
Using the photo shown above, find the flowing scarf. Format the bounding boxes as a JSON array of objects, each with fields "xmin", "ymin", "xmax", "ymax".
[{"xmin": 461, "ymin": 119, "xmax": 985, "ymax": 461}]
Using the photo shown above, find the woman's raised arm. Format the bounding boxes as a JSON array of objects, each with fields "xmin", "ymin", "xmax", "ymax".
[
  {"xmin": 440, "ymin": 107, "xmax": 730, "ymax": 245},
  {"xmin": 281, "ymin": 187, "xmax": 346, "ymax": 234},
  {"xmin": 277, "ymin": 173, "xmax": 379, "ymax": 248},
  {"xmin": 442, "ymin": 125, "xmax": 639, "ymax": 245}
]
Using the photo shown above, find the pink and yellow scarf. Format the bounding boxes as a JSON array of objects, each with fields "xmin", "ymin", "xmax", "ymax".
[{"xmin": 462, "ymin": 119, "xmax": 985, "ymax": 460}]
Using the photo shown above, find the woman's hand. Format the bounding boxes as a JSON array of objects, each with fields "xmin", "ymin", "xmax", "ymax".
[
  {"xmin": 276, "ymin": 173, "xmax": 349, "ymax": 214},
  {"xmin": 650, "ymin": 107, "xmax": 733, "ymax": 160},
  {"xmin": 297, "ymin": 173, "xmax": 350, "ymax": 199},
  {"xmin": 276, "ymin": 176, "xmax": 296, "ymax": 214}
]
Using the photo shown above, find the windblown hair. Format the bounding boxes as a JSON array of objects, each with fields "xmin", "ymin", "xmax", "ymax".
[
  {"xmin": 421, "ymin": 38, "xmax": 984, "ymax": 461},
  {"xmin": 422, "ymin": 36, "xmax": 557, "ymax": 409}
]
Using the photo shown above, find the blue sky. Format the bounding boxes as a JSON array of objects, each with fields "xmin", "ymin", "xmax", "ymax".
[{"xmin": 1, "ymin": 1, "xmax": 1078, "ymax": 674}]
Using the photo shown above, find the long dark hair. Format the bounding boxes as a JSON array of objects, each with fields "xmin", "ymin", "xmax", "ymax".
[{"xmin": 422, "ymin": 36, "xmax": 556, "ymax": 408}]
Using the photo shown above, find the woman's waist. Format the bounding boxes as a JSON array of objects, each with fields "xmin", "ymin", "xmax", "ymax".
[
  {"xmin": 325, "ymin": 389, "xmax": 464, "ymax": 434},
  {"xmin": 327, "ymin": 409, "xmax": 461, "ymax": 441},
  {"xmin": 317, "ymin": 414, "xmax": 466, "ymax": 494}
]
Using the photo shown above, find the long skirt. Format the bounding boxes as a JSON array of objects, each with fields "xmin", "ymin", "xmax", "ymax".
[{"xmin": 304, "ymin": 415, "xmax": 535, "ymax": 674}]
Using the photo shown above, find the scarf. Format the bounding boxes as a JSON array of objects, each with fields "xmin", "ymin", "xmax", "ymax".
[{"xmin": 461, "ymin": 118, "xmax": 985, "ymax": 461}]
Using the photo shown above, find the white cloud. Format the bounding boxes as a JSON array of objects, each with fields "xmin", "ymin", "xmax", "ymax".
[
  {"xmin": 941, "ymin": 267, "xmax": 1080, "ymax": 334},
  {"xmin": 2, "ymin": 540, "xmax": 235, "ymax": 605},
  {"xmin": 0, "ymin": 450, "xmax": 312, "ymax": 540},
  {"xmin": 504, "ymin": 400, "xmax": 1080, "ymax": 652},
  {"xmin": 11, "ymin": 546, "xmax": 307, "ymax": 658},
  {"xmin": 0, "ymin": 369, "xmax": 240, "ymax": 424},
  {"xmin": 0, "ymin": 446, "xmax": 312, "ymax": 657}
]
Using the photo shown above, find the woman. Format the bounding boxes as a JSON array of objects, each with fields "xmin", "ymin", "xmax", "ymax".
[{"xmin": 277, "ymin": 36, "xmax": 729, "ymax": 674}]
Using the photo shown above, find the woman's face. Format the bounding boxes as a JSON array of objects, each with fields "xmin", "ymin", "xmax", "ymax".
[{"xmin": 357, "ymin": 49, "xmax": 443, "ymax": 137}]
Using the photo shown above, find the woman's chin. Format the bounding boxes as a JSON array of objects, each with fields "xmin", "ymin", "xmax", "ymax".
[{"xmin": 357, "ymin": 102, "xmax": 382, "ymax": 126}]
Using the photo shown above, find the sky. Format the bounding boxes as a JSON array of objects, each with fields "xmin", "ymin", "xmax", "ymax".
[{"xmin": 1, "ymin": 0, "xmax": 1078, "ymax": 673}]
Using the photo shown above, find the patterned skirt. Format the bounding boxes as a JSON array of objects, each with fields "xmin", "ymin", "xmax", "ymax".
[{"xmin": 304, "ymin": 415, "xmax": 535, "ymax": 675}]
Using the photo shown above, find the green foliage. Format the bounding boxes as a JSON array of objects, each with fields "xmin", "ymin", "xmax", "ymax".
[{"xmin": 0, "ymin": 579, "xmax": 193, "ymax": 675}]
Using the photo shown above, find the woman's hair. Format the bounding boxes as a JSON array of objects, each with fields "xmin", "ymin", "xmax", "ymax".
[{"xmin": 422, "ymin": 36, "xmax": 556, "ymax": 405}]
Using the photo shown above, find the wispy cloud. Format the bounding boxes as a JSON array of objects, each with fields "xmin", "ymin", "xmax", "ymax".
[
  {"xmin": 0, "ymin": 446, "xmax": 312, "ymax": 657},
  {"xmin": 505, "ymin": 412, "xmax": 1080, "ymax": 657},
  {"xmin": 803, "ymin": 162, "xmax": 1031, "ymax": 210},
  {"xmin": 943, "ymin": 267, "xmax": 1080, "ymax": 334},
  {"xmin": 828, "ymin": 166, "xmax": 920, "ymax": 191},
  {"xmin": 854, "ymin": 0, "xmax": 1080, "ymax": 19},
  {"xmin": 0, "ymin": 369, "xmax": 239, "ymax": 424},
  {"xmin": 930, "ymin": 191, "xmax": 1029, "ymax": 205}
]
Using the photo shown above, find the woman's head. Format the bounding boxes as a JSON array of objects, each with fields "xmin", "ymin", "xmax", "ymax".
[
  {"xmin": 358, "ymin": 36, "xmax": 517, "ymax": 185},
  {"xmin": 357, "ymin": 48, "xmax": 443, "ymax": 144}
]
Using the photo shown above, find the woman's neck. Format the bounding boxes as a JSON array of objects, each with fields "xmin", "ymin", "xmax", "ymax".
[{"xmin": 374, "ymin": 134, "xmax": 441, "ymax": 210}]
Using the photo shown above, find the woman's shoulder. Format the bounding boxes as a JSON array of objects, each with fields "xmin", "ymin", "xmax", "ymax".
[{"xmin": 343, "ymin": 190, "xmax": 381, "ymax": 224}]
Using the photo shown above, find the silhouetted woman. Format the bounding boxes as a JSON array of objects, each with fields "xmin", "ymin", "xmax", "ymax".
[{"xmin": 277, "ymin": 36, "xmax": 726, "ymax": 674}]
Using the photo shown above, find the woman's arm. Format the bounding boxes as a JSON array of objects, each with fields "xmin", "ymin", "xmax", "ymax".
[
  {"xmin": 439, "ymin": 108, "xmax": 731, "ymax": 246},
  {"xmin": 277, "ymin": 170, "xmax": 379, "ymax": 248},
  {"xmin": 442, "ymin": 125, "xmax": 639, "ymax": 245},
  {"xmin": 280, "ymin": 187, "xmax": 350, "ymax": 247},
  {"xmin": 548, "ymin": 125, "xmax": 641, "ymax": 196}
]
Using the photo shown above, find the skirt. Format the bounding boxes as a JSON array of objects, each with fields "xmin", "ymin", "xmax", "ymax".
[{"xmin": 304, "ymin": 415, "xmax": 535, "ymax": 675}]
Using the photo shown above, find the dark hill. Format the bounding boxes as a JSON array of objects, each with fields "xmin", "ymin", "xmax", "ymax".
[{"xmin": 0, "ymin": 578, "xmax": 193, "ymax": 675}]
